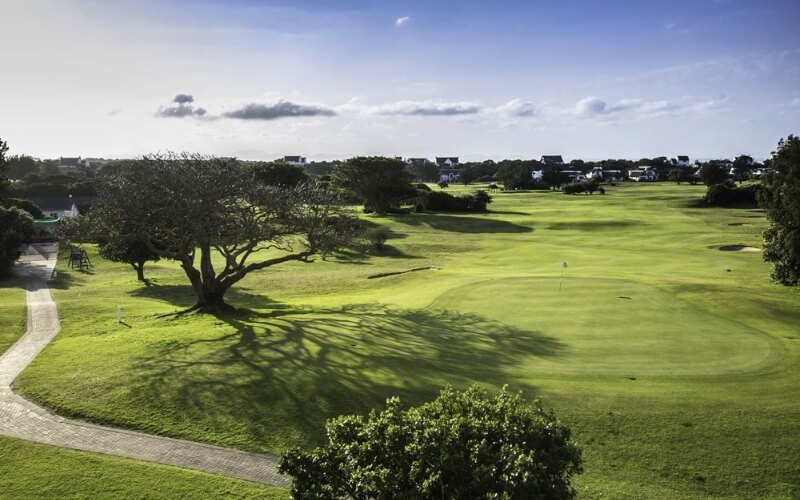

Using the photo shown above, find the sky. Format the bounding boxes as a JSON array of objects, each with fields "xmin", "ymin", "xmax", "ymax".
[{"xmin": 1, "ymin": 0, "xmax": 798, "ymax": 161}]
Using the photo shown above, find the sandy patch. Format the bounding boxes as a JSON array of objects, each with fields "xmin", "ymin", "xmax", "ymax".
[{"xmin": 719, "ymin": 245, "xmax": 760, "ymax": 252}]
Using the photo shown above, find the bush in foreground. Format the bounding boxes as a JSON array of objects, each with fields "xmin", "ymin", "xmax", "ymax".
[
  {"xmin": 419, "ymin": 190, "xmax": 492, "ymax": 212},
  {"xmin": 704, "ymin": 181, "xmax": 762, "ymax": 207},
  {"xmin": 279, "ymin": 385, "xmax": 583, "ymax": 500}
]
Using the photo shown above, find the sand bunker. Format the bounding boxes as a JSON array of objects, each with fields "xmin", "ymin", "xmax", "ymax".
[{"xmin": 719, "ymin": 245, "xmax": 760, "ymax": 252}]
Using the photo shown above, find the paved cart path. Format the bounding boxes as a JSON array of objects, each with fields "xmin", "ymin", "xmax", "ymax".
[{"xmin": 0, "ymin": 244, "xmax": 289, "ymax": 487}]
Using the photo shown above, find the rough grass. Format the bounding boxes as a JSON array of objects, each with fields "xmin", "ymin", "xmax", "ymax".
[{"xmin": 13, "ymin": 183, "xmax": 800, "ymax": 498}]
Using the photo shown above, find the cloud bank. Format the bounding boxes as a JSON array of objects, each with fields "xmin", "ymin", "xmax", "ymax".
[{"xmin": 371, "ymin": 100, "xmax": 481, "ymax": 116}]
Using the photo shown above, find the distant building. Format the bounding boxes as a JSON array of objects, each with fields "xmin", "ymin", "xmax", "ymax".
[
  {"xmin": 628, "ymin": 166, "xmax": 658, "ymax": 182},
  {"xmin": 58, "ymin": 157, "xmax": 90, "ymax": 173},
  {"xmin": 283, "ymin": 155, "xmax": 307, "ymax": 166},
  {"xmin": 540, "ymin": 155, "xmax": 564, "ymax": 166},
  {"xmin": 435, "ymin": 156, "xmax": 459, "ymax": 168},
  {"xmin": 675, "ymin": 155, "xmax": 691, "ymax": 167},
  {"xmin": 27, "ymin": 196, "xmax": 96, "ymax": 219},
  {"xmin": 406, "ymin": 157, "xmax": 432, "ymax": 168}
]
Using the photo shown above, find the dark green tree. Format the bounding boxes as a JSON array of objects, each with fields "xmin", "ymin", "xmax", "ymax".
[
  {"xmin": 92, "ymin": 153, "xmax": 360, "ymax": 311},
  {"xmin": 249, "ymin": 161, "xmax": 309, "ymax": 187},
  {"xmin": 732, "ymin": 155, "xmax": 754, "ymax": 182},
  {"xmin": 761, "ymin": 135, "xmax": 800, "ymax": 286},
  {"xmin": 0, "ymin": 207, "xmax": 36, "ymax": 278},
  {"xmin": 279, "ymin": 385, "xmax": 582, "ymax": 499},
  {"xmin": 0, "ymin": 137, "xmax": 9, "ymax": 197},
  {"xmin": 6, "ymin": 155, "xmax": 38, "ymax": 180},
  {"xmin": 700, "ymin": 161, "xmax": 729, "ymax": 186},
  {"xmin": 331, "ymin": 156, "xmax": 416, "ymax": 213},
  {"xmin": 459, "ymin": 164, "xmax": 478, "ymax": 185}
]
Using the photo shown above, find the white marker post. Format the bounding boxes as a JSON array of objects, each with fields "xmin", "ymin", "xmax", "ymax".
[
  {"xmin": 117, "ymin": 305, "xmax": 122, "ymax": 324},
  {"xmin": 559, "ymin": 261, "xmax": 568, "ymax": 292}
]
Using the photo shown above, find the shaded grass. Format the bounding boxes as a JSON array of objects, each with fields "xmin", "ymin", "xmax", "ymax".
[
  {"xmin": 0, "ymin": 435, "xmax": 287, "ymax": 499},
  {"xmin": 13, "ymin": 183, "xmax": 800, "ymax": 498},
  {"xmin": 0, "ymin": 277, "xmax": 26, "ymax": 354}
]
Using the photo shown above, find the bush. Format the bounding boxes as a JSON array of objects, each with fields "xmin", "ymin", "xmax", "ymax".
[
  {"xmin": 438, "ymin": 180, "xmax": 449, "ymax": 188},
  {"xmin": 5, "ymin": 198, "xmax": 44, "ymax": 219},
  {"xmin": 279, "ymin": 385, "xmax": 583, "ymax": 500},
  {"xmin": 419, "ymin": 190, "xmax": 492, "ymax": 212},
  {"xmin": 0, "ymin": 206, "xmax": 36, "ymax": 278},
  {"xmin": 563, "ymin": 178, "xmax": 601, "ymax": 195},
  {"xmin": 365, "ymin": 226, "xmax": 390, "ymax": 250},
  {"xmin": 415, "ymin": 183, "xmax": 432, "ymax": 191},
  {"xmin": 704, "ymin": 181, "xmax": 763, "ymax": 206}
]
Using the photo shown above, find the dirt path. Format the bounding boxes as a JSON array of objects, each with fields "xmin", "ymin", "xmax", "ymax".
[{"xmin": 0, "ymin": 244, "xmax": 289, "ymax": 487}]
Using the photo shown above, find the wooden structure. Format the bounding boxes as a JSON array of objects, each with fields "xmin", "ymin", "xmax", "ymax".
[{"xmin": 68, "ymin": 246, "xmax": 92, "ymax": 271}]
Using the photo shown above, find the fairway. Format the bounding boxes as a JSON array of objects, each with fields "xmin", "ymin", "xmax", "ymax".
[
  {"xmin": 431, "ymin": 277, "xmax": 781, "ymax": 376},
  {"xmin": 9, "ymin": 183, "xmax": 800, "ymax": 499}
]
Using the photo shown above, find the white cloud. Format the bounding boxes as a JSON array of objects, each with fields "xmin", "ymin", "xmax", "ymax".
[
  {"xmin": 495, "ymin": 98, "xmax": 537, "ymax": 117},
  {"xmin": 369, "ymin": 100, "xmax": 481, "ymax": 116},
  {"xmin": 568, "ymin": 95, "xmax": 723, "ymax": 120},
  {"xmin": 396, "ymin": 16, "xmax": 410, "ymax": 27}
]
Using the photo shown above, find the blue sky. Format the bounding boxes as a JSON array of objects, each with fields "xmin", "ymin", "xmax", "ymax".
[{"xmin": 1, "ymin": 0, "xmax": 798, "ymax": 160}]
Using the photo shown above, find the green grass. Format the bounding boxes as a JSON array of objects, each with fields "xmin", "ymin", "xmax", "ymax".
[
  {"xmin": 0, "ymin": 436, "xmax": 287, "ymax": 499},
  {"xmin": 13, "ymin": 183, "xmax": 800, "ymax": 498},
  {"xmin": 0, "ymin": 277, "xmax": 26, "ymax": 354}
]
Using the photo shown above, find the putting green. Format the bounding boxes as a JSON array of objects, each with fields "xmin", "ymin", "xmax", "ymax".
[{"xmin": 430, "ymin": 277, "xmax": 783, "ymax": 376}]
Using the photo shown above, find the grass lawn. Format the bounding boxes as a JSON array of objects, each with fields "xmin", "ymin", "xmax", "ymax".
[
  {"xmin": 0, "ymin": 436, "xmax": 287, "ymax": 499},
  {"xmin": 0, "ymin": 277, "xmax": 26, "ymax": 354},
  {"xmin": 12, "ymin": 182, "xmax": 800, "ymax": 498}
]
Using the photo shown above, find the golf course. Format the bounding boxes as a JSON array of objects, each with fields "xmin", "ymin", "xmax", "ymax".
[{"xmin": 3, "ymin": 182, "xmax": 799, "ymax": 498}]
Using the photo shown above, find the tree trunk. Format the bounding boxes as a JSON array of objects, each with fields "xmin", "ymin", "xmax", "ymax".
[
  {"xmin": 180, "ymin": 245, "xmax": 234, "ymax": 313},
  {"xmin": 131, "ymin": 262, "xmax": 146, "ymax": 281}
]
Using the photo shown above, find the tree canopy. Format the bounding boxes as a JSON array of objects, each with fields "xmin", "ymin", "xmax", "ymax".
[
  {"xmin": 331, "ymin": 156, "xmax": 416, "ymax": 213},
  {"xmin": 248, "ymin": 161, "xmax": 309, "ymax": 187},
  {"xmin": 279, "ymin": 385, "xmax": 583, "ymax": 500},
  {"xmin": 91, "ymin": 153, "xmax": 360, "ymax": 311},
  {"xmin": 761, "ymin": 135, "xmax": 800, "ymax": 286}
]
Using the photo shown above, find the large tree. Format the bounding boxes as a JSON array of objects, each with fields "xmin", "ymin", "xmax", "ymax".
[
  {"xmin": 331, "ymin": 156, "xmax": 416, "ymax": 213},
  {"xmin": 92, "ymin": 153, "xmax": 360, "ymax": 311},
  {"xmin": 761, "ymin": 135, "xmax": 800, "ymax": 286},
  {"xmin": 0, "ymin": 138, "xmax": 37, "ymax": 277},
  {"xmin": 248, "ymin": 160, "xmax": 309, "ymax": 187},
  {"xmin": 279, "ymin": 385, "xmax": 583, "ymax": 499}
]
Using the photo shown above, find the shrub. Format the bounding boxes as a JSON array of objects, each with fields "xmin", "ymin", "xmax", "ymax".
[
  {"xmin": 279, "ymin": 385, "xmax": 583, "ymax": 500},
  {"xmin": 419, "ymin": 190, "xmax": 492, "ymax": 212},
  {"xmin": 438, "ymin": 180, "xmax": 449, "ymax": 188},
  {"xmin": 365, "ymin": 226, "xmax": 390, "ymax": 250},
  {"xmin": 563, "ymin": 178, "xmax": 601, "ymax": 195},
  {"xmin": 704, "ymin": 181, "xmax": 763, "ymax": 207},
  {"xmin": 5, "ymin": 198, "xmax": 44, "ymax": 219},
  {"xmin": 0, "ymin": 206, "xmax": 36, "ymax": 278},
  {"xmin": 415, "ymin": 183, "xmax": 432, "ymax": 191}
]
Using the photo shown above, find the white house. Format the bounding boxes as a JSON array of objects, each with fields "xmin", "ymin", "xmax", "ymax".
[
  {"xmin": 628, "ymin": 166, "xmax": 658, "ymax": 182},
  {"xmin": 435, "ymin": 156, "xmax": 459, "ymax": 168},
  {"xmin": 283, "ymin": 155, "xmax": 307, "ymax": 166},
  {"xmin": 675, "ymin": 155, "xmax": 691, "ymax": 167}
]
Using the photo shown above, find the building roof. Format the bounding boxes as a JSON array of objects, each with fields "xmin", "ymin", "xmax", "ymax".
[
  {"xmin": 541, "ymin": 155, "xmax": 564, "ymax": 164},
  {"xmin": 58, "ymin": 157, "xmax": 82, "ymax": 167},
  {"xmin": 26, "ymin": 196, "xmax": 97, "ymax": 212},
  {"xmin": 283, "ymin": 155, "xmax": 305, "ymax": 163},
  {"xmin": 677, "ymin": 155, "xmax": 690, "ymax": 161},
  {"xmin": 435, "ymin": 157, "xmax": 459, "ymax": 165}
]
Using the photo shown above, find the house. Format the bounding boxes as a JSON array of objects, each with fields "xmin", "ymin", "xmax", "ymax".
[
  {"xmin": 439, "ymin": 168, "xmax": 460, "ymax": 182},
  {"xmin": 435, "ymin": 157, "xmax": 459, "ymax": 168},
  {"xmin": 675, "ymin": 155, "xmax": 691, "ymax": 167},
  {"xmin": 283, "ymin": 155, "xmax": 307, "ymax": 166},
  {"xmin": 540, "ymin": 155, "xmax": 564, "ymax": 166},
  {"xmin": 560, "ymin": 170, "xmax": 587, "ymax": 182},
  {"xmin": 58, "ymin": 157, "xmax": 90, "ymax": 173},
  {"xmin": 628, "ymin": 166, "xmax": 658, "ymax": 182},
  {"xmin": 406, "ymin": 157, "xmax": 431, "ymax": 168},
  {"xmin": 26, "ymin": 196, "xmax": 95, "ymax": 219},
  {"xmin": 586, "ymin": 167, "xmax": 623, "ymax": 181}
]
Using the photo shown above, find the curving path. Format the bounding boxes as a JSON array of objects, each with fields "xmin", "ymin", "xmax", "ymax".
[{"xmin": 0, "ymin": 244, "xmax": 289, "ymax": 487}]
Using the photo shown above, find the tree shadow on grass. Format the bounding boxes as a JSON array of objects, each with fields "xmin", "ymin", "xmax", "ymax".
[
  {"xmin": 133, "ymin": 303, "xmax": 565, "ymax": 451},
  {"xmin": 392, "ymin": 213, "xmax": 533, "ymax": 234}
]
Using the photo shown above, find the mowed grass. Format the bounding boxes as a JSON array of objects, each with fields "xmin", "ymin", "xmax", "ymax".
[
  {"xmin": 14, "ymin": 183, "xmax": 800, "ymax": 499},
  {"xmin": 0, "ymin": 436, "xmax": 287, "ymax": 499},
  {"xmin": 0, "ymin": 277, "xmax": 26, "ymax": 353}
]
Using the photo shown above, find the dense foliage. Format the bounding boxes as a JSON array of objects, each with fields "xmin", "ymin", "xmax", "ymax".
[
  {"xmin": 279, "ymin": 385, "xmax": 582, "ymax": 500},
  {"xmin": 761, "ymin": 135, "xmax": 800, "ymax": 286},
  {"xmin": 419, "ymin": 190, "xmax": 492, "ymax": 212},
  {"xmin": 496, "ymin": 160, "xmax": 543, "ymax": 190},
  {"xmin": 4, "ymin": 198, "xmax": 44, "ymax": 219},
  {"xmin": 248, "ymin": 161, "xmax": 309, "ymax": 187},
  {"xmin": 332, "ymin": 157, "xmax": 416, "ymax": 213},
  {"xmin": 703, "ymin": 181, "xmax": 762, "ymax": 207},
  {"xmin": 0, "ymin": 207, "xmax": 35, "ymax": 278},
  {"xmin": 563, "ymin": 178, "xmax": 602, "ymax": 195}
]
